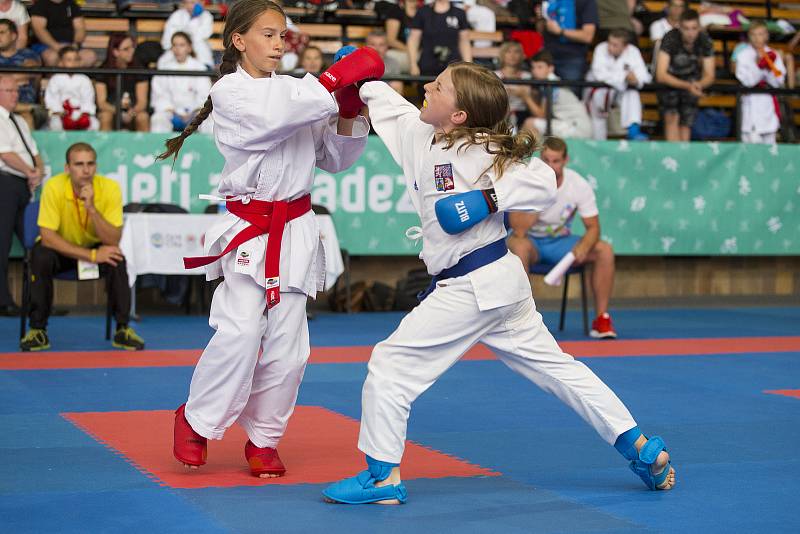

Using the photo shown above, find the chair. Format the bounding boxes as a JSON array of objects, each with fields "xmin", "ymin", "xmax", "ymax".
[
  {"xmin": 530, "ymin": 262, "xmax": 589, "ymax": 336},
  {"xmin": 19, "ymin": 201, "xmax": 112, "ymax": 342}
]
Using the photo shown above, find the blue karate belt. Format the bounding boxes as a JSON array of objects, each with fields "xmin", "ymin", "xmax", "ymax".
[{"xmin": 417, "ymin": 238, "xmax": 508, "ymax": 301}]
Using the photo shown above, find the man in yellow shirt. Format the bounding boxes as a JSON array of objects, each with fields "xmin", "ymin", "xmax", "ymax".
[{"xmin": 20, "ymin": 142, "xmax": 144, "ymax": 351}]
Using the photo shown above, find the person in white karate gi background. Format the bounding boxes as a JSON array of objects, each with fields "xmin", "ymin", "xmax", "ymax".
[
  {"xmin": 150, "ymin": 31, "xmax": 213, "ymax": 134},
  {"xmin": 736, "ymin": 20, "xmax": 786, "ymax": 144},
  {"xmin": 322, "ymin": 62, "xmax": 676, "ymax": 505},
  {"xmin": 586, "ymin": 29, "xmax": 651, "ymax": 141},
  {"xmin": 159, "ymin": 0, "xmax": 214, "ymax": 69},
  {"xmin": 159, "ymin": 0, "xmax": 383, "ymax": 478},
  {"xmin": 44, "ymin": 46, "xmax": 99, "ymax": 131}
]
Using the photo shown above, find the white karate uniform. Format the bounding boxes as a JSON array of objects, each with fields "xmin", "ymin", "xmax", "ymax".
[
  {"xmin": 150, "ymin": 55, "xmax": 214, "ymax": 134},
  {"xmin": 356, "ymin": 81, "xmax": 638, "ymax": 464},
  {"xmin": 43, "ymin": 73, "xmax": 99, "ymax": 131},
  {"xmin": 736, "ymin": 44, "xmax": 785, "ymax": 144},
  {"xmin": 160, "ymin": 8, "xmax": 214, "ymax": 68},
  {"xmin": 586, "ymin": 42, "xmax": 651, "ymax": 139},
  {"xmin": 529, "ymin": 74, "xmax": 592, "ymax": 139},
  {"xmin": 184, "ymin": 66, "xmax": 369, "ymax": 448}
]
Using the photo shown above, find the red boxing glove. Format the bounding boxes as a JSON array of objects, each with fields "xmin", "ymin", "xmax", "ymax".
[
  {"xmin": 335, "ymin": 85, "xmax": 365, "ymax": 119},
  {"xmin": 757, "ymin": 50, "xmax": 777, "ymax": 70},
  {"xmin": 318, "ymin": 46, "xmax": 384, "ymax": 93}
]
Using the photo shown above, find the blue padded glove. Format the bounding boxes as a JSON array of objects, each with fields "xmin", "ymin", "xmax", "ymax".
[
  {"xmin": 435, "ymin": 189, "xmax": 498, "ymax": 235},
  {"xmin": 192, "ymin": 3, "xmax": 204, "ymax": 17},
  {"xmin": 333, "ymin": 45, "xmax": 358, "ymax": 64}
]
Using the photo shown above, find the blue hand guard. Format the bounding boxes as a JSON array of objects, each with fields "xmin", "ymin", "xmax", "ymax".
[
  {"xmin": 334, "ymin": 45, "xmax": 358, "ymax": 64},
  {"xmin": 435, "ymin": 189, "xmax": 498, "ymax": 235}
]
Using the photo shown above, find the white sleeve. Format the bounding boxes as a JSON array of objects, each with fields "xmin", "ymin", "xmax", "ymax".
[
  {"xmin": 312, "ymin": 115, "xmax": 369, "ymax": 174},
  {"xmin": 150, "ymin": 75, "xmax": 171, "ymax": 113},
  {"xmin": 590, "ymin": 44, "xmax": 627, "ymax": 92},
  {"xmin": 575, "ymin": 176, "xmax": 599, "ymax": 218},
  {"xmin": 491, "ymin": 157, "xmax": 557, "ymax": 213},
  {"xmin": 735, "ymin": 48, "xmax": 765, "ymax": 87},
  {"xmin": 16, "ymin": 3, "xmax": 30, "ymax": 25},
  {"xmin": 80, "ymin": 76, "xmax": 97, "ymax": 115},
  {"xmin": 43, "ymin": 76, "xmax": 62, "ymax": 113},
  {"xmin": 629, "ymin": 47, "xmax": 652, "ymax": 87},
  {"xmin": 161, "ymin": 13, "xmax": 179, "ymax": 51},
  {"xmin": 211, "ymin": 73, "xmax": 337, "ymax": 152}
]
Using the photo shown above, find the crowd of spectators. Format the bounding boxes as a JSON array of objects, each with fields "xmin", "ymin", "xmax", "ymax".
[{"xmin": 0, "ymin": 0, "xmax": 797, "ymax": 141}]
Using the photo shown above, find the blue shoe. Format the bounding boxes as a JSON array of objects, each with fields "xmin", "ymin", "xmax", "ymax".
[
  {"xmin": 628, "ymin": 436, "xmax": 674, "ymax": 490},
  {"xmin": 627, "ymin": 123, "xmax": 649, "ymax": 141},
  {"xmin": 322, "ymin": 470, "xmax": 408, "ymax": 504}
]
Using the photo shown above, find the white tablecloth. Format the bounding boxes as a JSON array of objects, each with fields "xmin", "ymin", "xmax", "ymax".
[{"xmin": 120, "ymin": 213, "xmax": 344, "ymax": 291}]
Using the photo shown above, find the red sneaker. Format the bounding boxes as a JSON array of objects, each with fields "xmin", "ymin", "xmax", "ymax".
[
  {"xmin": 245, "ymin": 440, "xmax": 286, "ymax": 477},
  {"xmin": 173, "ymin": 404, "xmax": 207, "ymax": 467},
  {"xmin": 590, "ymin": 313, "xmax": 617, "ymax": 339}
]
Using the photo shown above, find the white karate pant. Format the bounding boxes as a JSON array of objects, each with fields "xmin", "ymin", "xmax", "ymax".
[
  {"xmin": 741, "ymin": 130, "xmax": 777, "ymax": 144},
  {"xmin": 47, "ymin": 114, "xmax": 99, "ymax": 131},
  {"xmin": 184, "ymin": 266, "xmax": 310, "ymax": 449},
  {"xmin": 358, "ymin": 274, "xmax": 637, "ymax": 464},
  {"xmin": 588, "ymin": 88, "xmax": 642, "ymax": 140},
  {"xmin": 151, "ymin": 111, "xmax": 214, "ymax": 134}
]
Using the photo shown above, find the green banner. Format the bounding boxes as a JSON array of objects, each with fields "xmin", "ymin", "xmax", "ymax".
[{"xmin": 30, "ymin": 131, "xmax": 800, "ymax": 256}]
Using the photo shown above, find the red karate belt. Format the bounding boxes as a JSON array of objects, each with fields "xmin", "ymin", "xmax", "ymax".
[{"xmin": 184, "ymin": 194, "xmax": 312, "ymax": 309}]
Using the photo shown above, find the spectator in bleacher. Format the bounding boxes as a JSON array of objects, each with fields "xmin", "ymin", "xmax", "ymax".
[
  {"xmin": 295, "ymin": 45, "xmax": 325, "ymax": 74},
  {"xmin": 20, "ymin": 142, "xmax": 145, "ymax": 352},
  {"xmin": 407, "ymin": 0, "xmax": 472, "ymax": 77},
  {"xmin": 29, "ymin": 0, "xmax": 96, "ymax": 67},
  {"xmin": 0, "ymin": 19, "xmax": 41, "ymax": 129},
  {"xmin": 95, "ymin": 33, "xmax": 150, "ymax": 132},
  {"xmin": 735, "ymin": 21, "xmax": 786, "ymax": 144},
  {"xmin": 586, "ymin": 29, "xmax": 651, "ymax": 140},
  {"xmin": 507, "ymin": 136, "xmax": 617, "ymax": 339},
  {"xmin": 495, "ymin": 41, "xmax": 533, "ymax": 132},
  {"xmin": 649, "ymin": 0, "xmax": 685, "ymax": 41},
  {"xmin": 655, "ymin": 9, "xmax": 715, "ymax": 141},
  {"xmin": 160, "ymin": 0, "xmax": 214, "ymax": 70},
  {"xmin": 520, "ymin": 50, "xmax": 592, "ymax": 139},
  {"xmin": 595, "ymin": 0, "xmax": 637, "ymax": 41},
  {"xmin": 540, "ymin": 0, "xmax": 598, "ymax": 87},
  {"xmin": 0, "ymin": 74, "xmax": 44, "ymax": 317},
  {"xmin": 151, "ymin": 32, "xmax": 213, "ymax": 135},
  {"xmin": 458, "ymin": 0, "xmax": 496, "ymax": 48},
  {"xmin": 0, "ymin": 0, "xmax": 30, "ymax": 49},
  {"xmin": 365, "ymin": 31, "xmax": 404, "ymax": 93},
  {"xmin": 374, "ymin": 0, "xmax": 417, "ymax": 73},
  {"xmin": 44, "ymin": 46, "xmax": 99, "ymax": 131}
]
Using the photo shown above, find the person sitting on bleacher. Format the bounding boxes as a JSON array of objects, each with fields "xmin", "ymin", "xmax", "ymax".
[
  {"xmin": 0, "ymin": 0, "xmax": 30, "ymax": 49},
  {"xmin": 649, "ymin": 0, "xmax": 685, "ymax": 41},
  {"xmin": 407, "ymin": 0, "xmax": 472, "ymax": 77},
  {"xmin": 96, "ymin": 33, "xmax": 150, "ymax": 132},
  {"xmin": 0, "ymin": 19, "xmax": 41, "ymax": 129},
  {"xmin": 365, "ymin": 30, "xmax": 404, "ymax": 93},
  {"xmin": 159, "ymin": 0, "xmax": 214, "ymax": 70},
  {"xmin": 506, "ymin": 136, "xmax": 617, "ymax": 339},
  {"xmin": 495, "ymin": 41, "xmax": 532, "ymax": 132},
  {"xmin": 374, "ymin": 0, "xmax": 417, "ymax": 74},
  {"xmin": 151, "ymin": 31, "xmax": 213, "ymax": 134},
  {"xmin": 586, "ymin": 28, "xmax": 651, "ymax": 140},
  {"xmin": 735, "ymin": 20, "xmax": 786, "ymax": 144},
  {"xmin": 655, "ymin": 9, "xmax": 715, "ymax": 142},
  {"xmin": 520, "ymin": 50, "xmax": 592, "ymax": 139},
  {"xmin": 20, "ymin": 142, "xmax": 145, "ymax": 352},
  {"xmin": 28, "ymin": 0, "xmax": 96, "ymax": 67},
  {"xmin": 294, "ymin": 45, "xmax": 325, "ymax": 74},
  {"xmin": 44, "ymin": 46, "xmax": 99, "ymax": 131}
]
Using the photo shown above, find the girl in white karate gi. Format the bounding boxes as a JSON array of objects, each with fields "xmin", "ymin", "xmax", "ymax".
[
  {"xmin": 736, "ymin": 21, "xmax": 786, "ymax": 144},
  {"xmin": 158, "ymin": 0, "xmax": 383, "ymax": 477},
  {"xmin": 586, "ymin": 30, "xmax": 652, "ymax": 141},
  {"xmin": 44, "ymin": 46, "xmax": 99, "ymax": 131},
  {"xmin": 151, "ymin": 32, "xmax": 214, "ymax": 134},
  {"xmin": 323, "ymin": 62, "xmax": 676, "ymax": 504},
  {"xmin": 160, "ymin": 0, "xmax": 215, "ymax": 69}
]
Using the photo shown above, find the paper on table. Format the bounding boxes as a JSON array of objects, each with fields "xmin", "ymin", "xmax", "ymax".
[{"xmin": 543, "ymin": 252, "xmax": 575, "ymax": 286}]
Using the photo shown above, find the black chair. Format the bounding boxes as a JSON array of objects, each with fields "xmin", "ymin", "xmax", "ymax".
[
  {"xmin": 530, "ymin": 262, "xmax": 589, "ymax": 336},
  {"xmin": 19, "ymin": 201, "xmax": 112, "ymax": 342}
]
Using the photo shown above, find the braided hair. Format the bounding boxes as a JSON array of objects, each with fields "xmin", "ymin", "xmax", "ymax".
[{"xmin": 157, "ymin": 0, "xmax": 286, "ymax": 162}]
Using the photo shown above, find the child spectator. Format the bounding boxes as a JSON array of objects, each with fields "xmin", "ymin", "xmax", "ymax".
[
  {"xmin": 735, "ymin": 20, "xmax": 786, "ymax": 144},
  {"xmin": 586, "ymin": 29, "xmax": 651, "ymax": 140},
  {"xmin": 160, "ymin": 0, "xmax": 214, "ymax": 69},
  {"xmin": 295, "ymin": 45, "xmax": 324, "ymax": 74},
  {"xmin": 366, "ymin": 31, "xmax": 404, "ymax": 93},
  {"xmin": 151, "ymin": 32, "xmax": 213, "ymax": 134},
  {"xmin": 44, "ymin": 46, "xmax": 98, "ymax": 131},
  {"xmin": 495, "ymin": 41, "xmax": 533, "ymax": 132}
]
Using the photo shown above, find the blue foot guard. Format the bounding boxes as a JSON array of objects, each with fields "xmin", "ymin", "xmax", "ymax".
[
  {"xmin": 322, "ymin": 456, "xmax": 408, "ymax": 504},
  {"xmin": 615, "ymin": 426, "xmax": 674, "ymax": 490}
]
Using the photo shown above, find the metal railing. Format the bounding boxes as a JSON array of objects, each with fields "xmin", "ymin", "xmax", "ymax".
[{"xmin": 4, "ymin": 65, "xmax": 799, "ymax": 140}]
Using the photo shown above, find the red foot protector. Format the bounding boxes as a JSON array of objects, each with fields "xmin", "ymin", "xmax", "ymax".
[
  {"xmin": 245, "ymin": 440, "xmax": 286, "ymax": 477},
  {"xmin": 173, "ymin": 404, "xmax": 207, "ymax": 466},
  {"xmin": 63, "ymin": 406, "xmax": 499, "ymax": 489}
]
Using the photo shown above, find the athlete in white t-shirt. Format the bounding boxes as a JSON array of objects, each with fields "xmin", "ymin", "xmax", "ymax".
[{"xmin": 507, "ymin": 136, "xmax": 617, "ymax": 338}]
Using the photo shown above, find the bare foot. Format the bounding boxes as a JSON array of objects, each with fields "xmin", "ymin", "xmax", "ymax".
[
  {"xmin": 183, "ymin": 464, "xmax": 199, "ymax": 470},
  {"xmin": 259, "ymin": 473, "xmax": 282, "ymax": 478},
  {"xmin": 373, "ymin": 467, "xmax": 403, "ymax": 505},
  {"xmin": 651, "ymin": 450, "xmax": 676, "ymax": 490}
]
